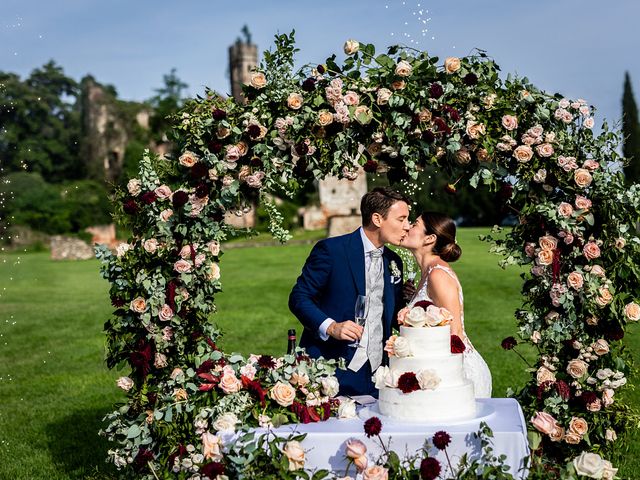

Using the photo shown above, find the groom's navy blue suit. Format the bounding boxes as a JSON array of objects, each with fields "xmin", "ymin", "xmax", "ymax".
[{"xmin": 289, "ymin": 229, "xmax": 404, "ymax": 396}]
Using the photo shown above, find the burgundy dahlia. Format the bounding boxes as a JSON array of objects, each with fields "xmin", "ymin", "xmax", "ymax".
[
  {"xmin": 191, "ymin": 162, "xmax": 209, "ymax": 180},
  {"xmin": 302, "ymin": 77, "xmax": 317, "ymax": 92},
  {"xmin": 247, "ymin": 124, "xmax": 262, "ymax": 139},
  {"xmin": 556, "ymin": 380, "xmax": 571, "ymax": 400},
  {"xmin": 123, "ymin": 198, "xmax": 139, "ymax": 215},
  {"xmin": 397, "ymin": 372, "xmax": 421, "ymax": 394},
  {"xmin": 201, "ymin": 461, "xmax": 225, "ymax": 478},
  {"xmin": 294, "ymin": 141, "xmax": 309, "ymax": 156},
  {"xmin": 257, "ymin": 354, "xmax": 276, "ymax": 369},
  {"xmin": 432, "ymin": 430, "xmax": 451, "ymax": 450},
  {"xmin": 443, "ymin": 105, "xmax": 460, "ymax": 122},
  {"xmin": 212, "ymin": 108, "xmax": 227, "ymax": 121},
  {"xmin": 433, "ymin": 117, "xmax": 450, "ymax": 135},
  {"xmin": 195, "ymin": 182, "xmax": 210, "ymax": 199},
  {"xmin": 250, "ymin": 156, "xmax": 263, "ymax": 168},
  {"xmin": 429, "ymin": 82, "xmax": 444, "ymax": 99},
  {"xmin": 463, "ymin": 73, "xmax": 478, "ymax": 86},
  {"xmin": 133, "ymin": 448, "xmax": 154, "ymax": 472},
  {"xmin": 364, "ymin": 416, "xmax": 382, "ymax": 437},
  {"xmin": 208, "ymin": 140, "xmax": 223, "ymax": 154},
  {"xmin": 420, "ymin": 457, "xmax": 441, "ymax": 480},
  {"xmin": 363, "ymin": 159, "xmax": 379, "ymax": 173},
  {"xmin": 414, "ymin": 300, "xmax": 434, "ymax": 310},
  {"xmin": 111, "ymin": 296, "xmax": 125, "ymax": 307},
  {"xmin": 604, "ymin": 325, "xmax": 624, "ymax": 341},
  {"xmin": 422, "ymin": 129, "xmax": 436, "ymax": 143},
  {"xmin": 172, "ymin": 190, "xmax": 189, "ymax": 208},
  {"xmin": 140, "ymin": 191, "xmax": 158, "ymax": 204},
  {"xmin": 580, "ymin": 391, "xmax": 598, "ymax": 408},
  {"xmin": 501, "ymin": 336, "xmax": 518, "ymax": 350},
  {"xmin": 451, "ymin": 335, "xmax": 466, "ymax": 354}
]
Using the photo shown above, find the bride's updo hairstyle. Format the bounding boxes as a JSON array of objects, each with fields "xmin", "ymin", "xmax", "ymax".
[{"xmin": 420, "ymin": 212, "xmax": 462, "ymax": 262}]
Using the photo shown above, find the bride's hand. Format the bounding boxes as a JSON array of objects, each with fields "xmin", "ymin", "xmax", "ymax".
[{"xmin": 402, "ymin": 279, "xmax": 416, "ymax": 302}]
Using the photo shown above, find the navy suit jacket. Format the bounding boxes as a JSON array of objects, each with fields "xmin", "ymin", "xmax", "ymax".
[{"xmin": 289, "ymin": 229, "xmax": 404, "ymax": 396}]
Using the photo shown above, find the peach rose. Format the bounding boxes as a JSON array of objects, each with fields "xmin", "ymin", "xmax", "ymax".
[
  {"xmin": 363, "ymin": 465, "xmax": 389, "ymax": 480},
  {"xmin": 376, "ymin": 88, "xmax": 392, "ymax": 105},
  {"xmin": 583, "ymin": 241, "xmax": 601, "ymax": 260},
  {"xmin": 395, "ymin": 60, "xmax": 413, "ymax": 77},
  {"xmin": 557, "ymin": 202, "xmax": 574, "ymax": 218},
  {"xmin": 207, "ymin": 262, "xmax": 221, "ymax": 281},
  {"xmin": 202, "ymin": 431, "xmax": 223, "ymax": 461},
  {"xmin": 290, "ymin": 371, "xmax": 310, "ymax": 387},
  {"xmin": 130, "ymin": 297, "xmax": 147, "ymax": 313},
  {"xmin": 536, "ymin": 366, "xmax": 556, "ymax": 385},
  {"xmin": 391, "ymin": 80, "xmax": 406, "ymax": 90},
  {"xmin": 283, "ymin": 440, "xmax": 306, "ymax": 471},
  {"xmin": 219, "ymin": 372, "xmax": 242, "ymax": 394},
  {"xmin": 549, "ymin": 426, "xmax": 565, "ymax": 442},
  {"xmin": 574, "ymin": 168, "xmax": 593, "ymax": 188},
  {"xmin": 344, "ymin": 39, "xmax": 360, "ymax": 55},
  {"xmin": 596, "ymin": 287, "xmax": 613, "ymax": 307},
  {"xmin": 353, "ymin": 455, "xmax": 368, "ymax": 472},
  {"xmin": 539, "ymin": 235, "xmax": 558, "ymax": 250},
  {"xmin": 174, "ymin": 388, "xmax": 188, "ymax": 401},
  {"xmin": 127, "ymin": 178, "xmax": 141, "ymax": 196},
  {"xmin": 567, "ymin": 271, "xmax": 584, "ymax": 290},
  {"xmin": 501, "ymin": 115, "xmax": 518, "ymax": 131},
  {"xmin": 160, "ymin": 208, "xmax": 173, "ymax": 221},
  {"xmin": 624, "ymin": 302, "xmax": 640, "ymax": 321},
  {"xmin": 455, "ymin": 148, "xmax": 472, "ymax": 165},
  {"xmin": 602, "ymin": 389, "xmax": 615, "ymax": 408},
  {"xmin": 513, "ymin": 145, "xmax": 533, "ymax": 163},
  {"xmin": 592, "ymin": 339, "xmax": 609, "ymax": 356},
  {"xmin": 476, "ymin": 148, "xmax": 490, "ymax": 162},
  {"xmin": 569, "ymin": 417, "xmax": 589, "ymax": 436},
  {"xmin": 174, "ymin": 259, "xmax": 192, "ymax": 274},
  {"xmin": 179, "ymin": 150, "xmax": 199, "ymax": 167},
  {"xmin": 536, "ymin": 143, "xmax": 554, "ymax": 157},
  {"xmin": 159, "ymin": 304, "xmax": 174, "ymax": 322},
  {"xmin": 345, "ymin": 438, "xmax": 367, "ymax": 459},
  {"xmin": 318, "ymin": 110, "xmax": 334, "ymax": 126},
  {"xmin": 287, "ymin": 92, "xmax": 303, "ymax": 110},
  {"xmin": 444, "ymin": 57, "xmax": 461, "ymax": 73},
  {"xmin": 207, "ymin": 241, "xmax": 220, "ymax": 256},
  {"xmin": 614, "ymin": 237, "xmax": 626, "ymax": 250},
  {"xmin": 466, "ymin": 121, "xmax": 486, "ymax": 139},
  {"xmin": 250, "ymin": 71, "xmax": 267, "ymax": 89},
  {"xmin": 531, "ymin": 411, "xmax": 558, "ymax": 435},
  {"xmin": 567, "ymin": 359, "xmax": 588, "ymax": 379},
  {"xmin": 564, "ymin": 432, "xmax": 581, "ymax": 444},
  {"xmin": 270, "ymin": 381, "xmax": 296, "ymax": 406},
  {"xmin": 575, "ymin": 195, "xmax": 592, "ymax": 210},
  {"xmin": 537, "ymin": 249, "xmax": 554, "ymax": 266},
  {"xmin": 116, "ymin": 376, "xmax": 134, "ymax": 391}
]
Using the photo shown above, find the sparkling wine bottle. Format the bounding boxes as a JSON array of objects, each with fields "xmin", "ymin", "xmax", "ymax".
[{"xmin": 287, "ymin": 328, "xmax": 297, "ymax": 354}]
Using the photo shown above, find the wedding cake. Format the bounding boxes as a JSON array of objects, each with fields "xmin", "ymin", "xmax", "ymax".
[{"xmin": 373, "ymin": 305, "xmax": 476, "ymax": 422}]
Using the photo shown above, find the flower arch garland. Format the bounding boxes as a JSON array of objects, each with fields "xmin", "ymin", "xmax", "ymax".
[{"xmin": 99, "ymin": 32, "xmax": 640, "ymax": 478}]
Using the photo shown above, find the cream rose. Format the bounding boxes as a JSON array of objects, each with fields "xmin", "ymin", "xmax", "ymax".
[
  {"xmin": 250, "ymin": 71, "xmax": 267, "ymax": 89},
  {"xmin": 605, "ymin": 428, "xmax": 617, "ymax": 442},
  {"xmin": 179, "ymin": 150, "xmax": 199, "ymax": 167},
  {"xmin": 270, "ymin": 381, "xmax": 296, "ymax": 406},
  {"xmin": 283, "ymin": 440, "xmax": 306, "ymax": 471},
  {"xmin": 395, "ymin": 60, "xmax": 413, "ymax": 77},
  {"xmin": 572, "ymin": 452, "xmax": 603, "ymax": 478},
  {"xmin": 219, "ymin": 372, "xmax": 242, "ymax": 394},
  {"xmin": 345, "ymin": 438, "xmax": 367, "ymax": 459},
  {"xmin": 116, "ymin": 376, "xmax": 134, "ymax": 391},
  {"xmin": 614, "ymin": 237, "xmax": 626, "ymax": 250},
  {"xmin": 207, "ymin": 262, "xmax": 221, "ymax": 281},
  {"xmin": 417, "ymin": 369, "xmax": 441, "ymax": 390},
  {"xmin": 536, "ymin": 366, "xmax": 556, "ymax": 385},
  {"xmin": 287, "ymin": 92, "xmax": 303, "ymax": 110},
  {"xmin": 531, "ymin": 411, "xmax": 558, "ymax": 435},
  {"xmin": 213, "ymin": 412, "xmax": 238, "ymax": 432},
  {"xmin": 290, "ymin": 371, "xmax": 310, "ymax": 387},
  {"xmin": 624, "ymin": 302, "xmax": 640, "ymax": 321},
  {"xmin": 159, "ymin": 304, "xmax": 174, "ymax": 322},
  {"xmin": 567, "ymin": 359, "xmax": 588, "ymax": 379},
  {"xmin": 405, "ymin": 306, "xmax": 427, "ymax": 328},
  {"xmin": 130, "ymin": 297, "xmax": 147, "ymax": 313},
  {"xmin": 574, "ymin": 168, "xmax": 593, "ymax": 188},
  {"xmin": 466, "ymin": 121, "xmax": 486, "ymax": 139},
  {"xmin": 564, "ymin": 432, "xmax": 581, "ymax": 444},
  {"xmin": 567, "ymin": 271, "xmax": 584, "ymax": 290},
  {"xmin": 344, "ymin": 39, "xmax": 360, "ymax": 55},
  {"xmin": 338, "ymin": 398, "xmax": 357, "ymax": 419},
  {"xmin": 391, "ymin": 80, "xmax": 406, "ymax": 90},
  {"xmin": 583, "ymin": 242, "xmax": 601, "ymax": 260},
  {"xmin": 363, "ymin": 465, "xmax": 389, "ymax": 480},
  {"xmin": 116, "ymin": 243, "xmax": 131, "ymax": 258},
  {"xmin": 202, "ymin": 431, "xmax": 223, "ymax": 461},
  {"xmin": 569, "ymin": 417, "xmax": 589, "ymax": 436},
  {"xmin": 393, "ymin": 337, "xmax": 412, "ymax": 357},
  {"xmin": 444, "ymin": 56, "xmax": 461, "ymax": 74},
  {"xmin": 501, "ymin": 115, "xmax": 518, "ymax": 131},
  {"xmin": 513, "ymin": 145, "xmax": 533, "ymax": 163},
  {"xmin": 376, "ymin": 88, "xmax": 392, "ymax": 105},
  {"xmin": 207, "ymin": 240, "xmax": 220, "ymax": 256},
  {"xmin": 127, "ymin": 178, "xmax": 142, "ymax": 196},
  {"xmin": 533, "ymin": 169, "xmax": 547, "ymax": 183},
  {"xmin": 321, "ymin": 376, "xmax": 340, "ymax": 397},
  {"xmin": 318, "ymin": 110, "xmax": 334, "ymax": 126},
  {"xmin": 592, "ymin": 339, "xmax": 609, "ymax": 356}
]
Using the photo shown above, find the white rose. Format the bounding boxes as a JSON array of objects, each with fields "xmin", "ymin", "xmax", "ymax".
[
  {"xmin": 424, "ymin": 305, "xmax": 444, "ymax": 327},
  {"xmin": 154, "ymin": 353, "xmax": 168, "ymax": 368},
  {"xmin": 444, "ymin": 57, "xmax": 461, "ymax": 74},
  {"xmin": 417, "ymin": 369, "xmax": 441, "ymax": 390},
  {"xmin": 338, "ymin": 398, "xmax": 357, "ymax": 419},
  {"xmin": 127, "ymin": 178, "xmax": 142, "ymax": 196},
  {"xmin": 321, "ymin": 376, "xmax": 340, "ymax": 397},
  {"xmin": 405, "ymin": 307, "xmax": 427, "ymax": 327},
  {"xmin": 373, "ymin": 366, "xmax": 390, "ymax": 389},
  {"xmin": 213, "ymin": 413, "xmax": 238, "ymax": 432},
  {"xmin": 116, "ymin": 242, "xmax": 132, "ymax": 258},
  {"xmin": 344, "ymin": 39, "xmax": 360, "ymax": 55},
  {"xmin": 283, "ymin": 440, "xmax": 306, "ymax": 471},
  {"xmin": 116, "ymin": 376, "xmax": 134, "ymax": 391},
  {"xmin": 393, "ymin": 337, "xmax": 412, "ymax": 357},
  {"xmin": 572, "ymin": 451, "xmax": 604, "ymax": 478}
]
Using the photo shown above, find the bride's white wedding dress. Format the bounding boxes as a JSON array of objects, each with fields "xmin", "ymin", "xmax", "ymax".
[{"xmin": 410, "ymin": 264, "xmax": 492, "ymax": 398}]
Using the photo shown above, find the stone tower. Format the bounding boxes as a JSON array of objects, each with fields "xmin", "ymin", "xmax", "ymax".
[{"xmin": 228, "ymin": 25, "xmax": 258, "ymax": 103}]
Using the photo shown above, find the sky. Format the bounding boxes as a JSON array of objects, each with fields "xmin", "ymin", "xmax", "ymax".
[{"xmin": 1, "ymin": 0, "xmax": 640, "ymax": 130}]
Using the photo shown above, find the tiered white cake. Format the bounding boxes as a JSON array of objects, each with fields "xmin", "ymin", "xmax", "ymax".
[{"xmin": 374, "ymin": 325, "xmax": 476, "ymax": 422}]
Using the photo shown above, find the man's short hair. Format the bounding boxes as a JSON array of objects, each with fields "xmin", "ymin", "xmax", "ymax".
[{"xmin": 360, "ymin": 187, "xmax": 411, "ymax": 227}]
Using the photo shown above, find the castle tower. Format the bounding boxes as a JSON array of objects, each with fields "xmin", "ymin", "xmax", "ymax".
[{"xmin": 228, "ymin": 25, "xmax": 258, "ymax": 103}]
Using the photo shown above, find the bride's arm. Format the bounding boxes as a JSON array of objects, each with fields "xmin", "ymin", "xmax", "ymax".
[{"xmin": 427, "ymin": 270, "xmax": 464, "ymax": 339}]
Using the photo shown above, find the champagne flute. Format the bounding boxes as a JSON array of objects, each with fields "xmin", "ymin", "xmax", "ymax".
[{"xmin": 350, "ymin": 295, "xmax": 368, "ymax": 348}]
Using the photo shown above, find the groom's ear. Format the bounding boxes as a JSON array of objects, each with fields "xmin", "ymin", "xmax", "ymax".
[{"xmin": 371, "ymin": 212, "xmax": 383, "ymax": 228}]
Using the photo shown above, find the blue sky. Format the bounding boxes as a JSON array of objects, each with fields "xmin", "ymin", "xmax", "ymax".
[{"xmin": 2, "ymin": 0, "xmax": 639, "ymax": 128}]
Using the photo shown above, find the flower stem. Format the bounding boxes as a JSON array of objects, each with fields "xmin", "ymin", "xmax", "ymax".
[
  {"xmin": 444, "ymin": 448, "xmax": 454, "ymax": 475},
  {"xmin": 513, "ymin": 347, "xmax": 532, "ymax": 368}
]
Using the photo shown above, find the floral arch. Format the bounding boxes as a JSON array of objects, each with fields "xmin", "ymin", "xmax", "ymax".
[{"xmin": 98, "ymin": 32, "xmax": 640, "ymax": 478}]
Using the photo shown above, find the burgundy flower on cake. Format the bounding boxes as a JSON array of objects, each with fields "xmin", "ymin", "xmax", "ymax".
[
  {"xmin": 419, "ymin": 457, "xmax": 441, "ymax": 480},
  {"xmin": 413, "ymin": 300, "xmax": 434, "ymax": 310},
  {"xmin": 397, "ymin": 372, "xmax": 421, "ymax": 394},
  {"xmin": 364, "ymin": 416, "xmax": 382, "ymax": 437},
  {"xmin": 432, "ymin": 430, "xmax": 451, "ymax": 450},
  {"xmin": 451, "ymin": 335, "xmax": 466, "ymax": 353}
]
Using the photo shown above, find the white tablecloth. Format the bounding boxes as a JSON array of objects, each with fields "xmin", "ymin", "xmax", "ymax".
[{"xmin": 270, "ymin": 398, "xmax": 530, "ymax": 478}]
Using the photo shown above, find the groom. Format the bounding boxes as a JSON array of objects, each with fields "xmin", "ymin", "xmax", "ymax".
[{"xmin": 289, "ymin": 187, "xmax": 411, "ymax": 396}]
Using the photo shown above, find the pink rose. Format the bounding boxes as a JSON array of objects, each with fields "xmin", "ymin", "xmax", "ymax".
[
  {"xmin": 174, "ymin": 259, "xmax": 192, "ymax": 273},
  {"xmin": 567, "ymin": 359, "xmax": 588, "ymax": 379},
  {"xmin": 531, "ymin": 411, "xmax": 558, "ymax": 435},
  {"xmin": 162, "ymin": 326, "xmax": 174, "ymax": 341},
  {"xmin": 240, "ymin": 363, "xmax": 257, "ymax": 380},
  {"xmin": 219, "ymin": 372, "xmax": 242, "ymax": 394},
  {"xmin": 343, "ymin": 91, "xmax": 360, "ymax": 106},
  {"xmin": 207, "ymin": 241, "xmax": 220, "ymax": 256},
  {"xmin": 376, "ymin": 88, "xmax": 392, "ymax": 105},
  {"xmin": 397, "ymin": 307, "xmax": 410, "ymax": 325},
  {"xmin": 443, "ymin": 57, "xmax": 460, "ymax": 74},
  {"xmin": 225, "ymin": 145, "xmax": 241, "ymax": 162},
  {"xmin": 525, "ymin": 242, "xmax": 536, "ymax": 257},
  {"xmin": 592, "ymin": 339, "xmax": 609, "ymax": 356},
  {"xmin": 590, "ymin": 265, "xmax": 606, "ymax": 277},
  {"xmin": 614, "ymin": 237, "xmax": 626, "ymax": 250},
  {"xmin": 194, "ymin": 253, "xmax": 206, "ymax": 268},
  {"xmin": 154, "ymin": 185, "xmax": 172, "ymax": 200},
  {"xmin": 513, "ymin": 145, "xmax": 533, "ymax": 163},
  {"xmin": 363, "ymin": 465, "xmax": 389, "ymax": 480},
  {"xmin": 602, "ymin": 389, "xmax": 615, "ymax": 407},
  {"xmin": 583, "ymin": 242, "xmax": 601, "ymax": 260},
  {"xmin": 116, "ymin": 376, "xmax": 134, "ymax": 391},
  {"xmin": 345, "ymin": 439, "xmax": 367, "ymax": 459},
  {"xmin": 557, "ymin": 202, "xmax": 574, "ymax": 218},
  {"xmin": 159, "ymin": 304, "xmax": 174, "ymax": 322},
  {"xmin": 567, "ymin": 271, "xmax": 584, "ymax": 290},
  {"xmin": 539, "ymin": 235, "xmax": 558, "ymax": 250},
  {"xmin": 159, "ymin": 209, "xmax": 173, "ymax": 222},
  {"xmin": 583, "ymin": 159, "xmax": 600, "ymax": 171},
  {"xmin": 127, "ymin": 178, "xmax": 141, "ymax": 196},
  {"xmin": 536, "ymin": 143, "xmax": 554, "ymax": 157},
  {"xmin": 574, "ymin": 168, "xmax": 593, "ymax": 188},
  {"xmin": 143, "ymin": 238, "xmax": 158, "ymax": 254},
  {"xmin": 575, "ymin": 195, "xmax": 592, "ymax": 210},
  {"xmin": 584, "ymin": 117, "xmax": 595, "ymax": 129},
  {"xmin": 501, "ymin": 115, "xmax": 518, "ymax": 131},
  {"xmin": 179, "ymin": 244, "xmax": 193, "ymax": 259}
]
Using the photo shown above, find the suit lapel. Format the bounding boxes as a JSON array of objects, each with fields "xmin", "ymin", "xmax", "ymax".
[
  {"xmin": 382, "ymin": 250, "xmax": 394, "ymax": 333},
  {"xmin": 346, "ymin": 230, "xmax": 366, "ymax": 296}
]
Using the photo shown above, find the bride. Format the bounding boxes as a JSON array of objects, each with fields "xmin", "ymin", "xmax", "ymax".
[{"xmin": 399, "ymin": 211, "xmax": 492, "ymax": 398}]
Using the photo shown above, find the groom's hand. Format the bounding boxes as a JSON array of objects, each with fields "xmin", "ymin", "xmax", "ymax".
[{"xmin": 327, "ymin": 320, "xmax": 363, "ymax": 341}]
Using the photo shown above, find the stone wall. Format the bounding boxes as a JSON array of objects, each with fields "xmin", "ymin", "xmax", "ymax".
[{"xmin": 50, "ymin": 236, "xmax": 95, "ymax": 260}]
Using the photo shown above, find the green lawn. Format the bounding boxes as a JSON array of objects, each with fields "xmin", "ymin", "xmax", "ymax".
[{"xmin": 0, "ymin": 228, "xmax": 638, "ymax": 479}]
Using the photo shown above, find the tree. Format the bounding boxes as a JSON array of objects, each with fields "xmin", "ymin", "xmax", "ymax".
[
  {"xmin": 148, "ymin": 68, "xmax": 188, "ymax": 143},
  {"xmin": 0, "ymin": 61, "xmax": 82, "ymax": 182},
  {"xmin": 622, "ymin": 72, "xmax": 640, "ymax": 184}
]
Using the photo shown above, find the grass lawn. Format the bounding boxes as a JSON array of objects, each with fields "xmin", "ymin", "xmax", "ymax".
[{"xmin": 0, "ymin": 227, "xmax": 638, "ymax": 479}]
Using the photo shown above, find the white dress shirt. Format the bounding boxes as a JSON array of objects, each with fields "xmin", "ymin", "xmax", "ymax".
[{"xmin": 318, "ymin": 227, "xmax": 384, "ymax": 340}]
